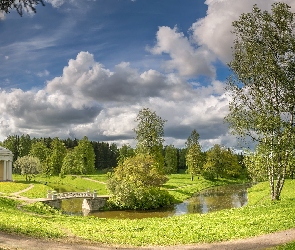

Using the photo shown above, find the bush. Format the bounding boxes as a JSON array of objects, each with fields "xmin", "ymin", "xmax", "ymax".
[
  {"xmin": 107, "ymin": 154, "xmax": 171, "ymax": 210},
  {"xmin": 108, "ymin": 187, "xmax": 174, "ymax": 210}
]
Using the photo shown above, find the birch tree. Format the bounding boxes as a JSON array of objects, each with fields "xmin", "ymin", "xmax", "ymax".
[{"xmin": 226, "ymin": 3, "xmax": 295, "ymax": 200}]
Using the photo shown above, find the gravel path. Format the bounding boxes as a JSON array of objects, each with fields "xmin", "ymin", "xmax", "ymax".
[{"xmin": 0, "ymin": 228, "xmax": 295, "ymax": 250}]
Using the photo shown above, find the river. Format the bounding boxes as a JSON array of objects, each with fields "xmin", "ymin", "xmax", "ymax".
[{"xmin": 57, "ymin": 183, "xmax": 251, "ymax": 219}]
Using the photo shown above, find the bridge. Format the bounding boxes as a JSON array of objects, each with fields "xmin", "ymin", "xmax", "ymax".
[{"xmin": 41, "ymin": 190, "xmax": 110, "ymax": 212}]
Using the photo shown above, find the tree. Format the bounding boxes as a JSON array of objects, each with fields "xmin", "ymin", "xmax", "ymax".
[
  {"xmin": 19, "ymin": 134, "xmax": 31, "ymax": 158},
  {"xmin": 29, "ymin": 141, "xmax": 50, "ymax": 174},
  {"xmin": 1, "ymin": 0, "xmax": 44, "ymax": 16},
  {"xmin": 117, "ymin": 144, "xmax": 135, "ymax": 165},
  {"xmin": 243, "ymin": 145, "xmax": 269, "ymax": 182},
  {"xmin": 60, "ymin": 150, "xmax": 77, "ymax": 175},
  {"xmin": 186, "ymin": 144, "xmax": 204, "ymax": 181},
  {"xmin": 177, "ymin": 148, "xmax": 187, "ymax": 170},
  {"xmin": 3, "ymin": 135, "xmax": 20, "ymax": 162},
  {"xmin": 47, "ymin": 138, "xmax": 67, "ymax": 175},
  {"xmin": 134, "ymin": 108, "xmax": 166, "ymax": 168},
  {"xmin": 14, "ymin": 155, "xmax": 41, "ymax": 181},
  {"xmin": 225, "ymin": 3, "xmax": 295, "ymax": 200},
  {"xmin": 185, "ymin": 129, "xmax": 203, "ymax": 180},
  {"xmin": 107, "ymin": 154, "xmax": 172, "ymax": 210},
  {"xmin": 203, "ymin": 145, "xmax": 241, "ymax": 180},
  {"xmin": 164, "ymin": 145, "xmax": 178, "ymax": 174}
]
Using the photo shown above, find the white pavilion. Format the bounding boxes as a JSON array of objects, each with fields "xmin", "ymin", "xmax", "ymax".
[{"xmin": 0, "ymin": 146, "xmax": 13, "ymax": 181}]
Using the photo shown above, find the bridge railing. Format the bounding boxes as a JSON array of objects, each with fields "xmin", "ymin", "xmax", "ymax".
[{"xmin": 47, "ymin": 190, "xmax": 98, "ymax": 200}]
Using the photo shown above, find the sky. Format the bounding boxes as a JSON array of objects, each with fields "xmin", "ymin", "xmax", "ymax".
[{"xmin": 0, "ymin": 0, "xmax": 295, "ymax": 150}]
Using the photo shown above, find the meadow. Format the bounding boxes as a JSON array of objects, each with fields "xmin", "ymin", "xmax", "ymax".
[{"xmin": 0, "ymin": 173, "xmax": 294, "ymax": 248}]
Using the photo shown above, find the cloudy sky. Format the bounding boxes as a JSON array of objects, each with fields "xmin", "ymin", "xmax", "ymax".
[{"xmin": 0, "ymin": 0, "xmax": 294, "ymax": 150}]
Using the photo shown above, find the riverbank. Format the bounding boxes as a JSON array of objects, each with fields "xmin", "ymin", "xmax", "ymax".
[{"xmin": 0, "ymin": 175, "xmax": 295, "ymax": 247}]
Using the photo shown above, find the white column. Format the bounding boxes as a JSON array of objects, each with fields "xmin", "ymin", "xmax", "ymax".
[
  {"xmin": 8, "ymin": 161, "xmax": 12, "ymax": 181},
  {"xmin": 3, "ymin": 161, "xmax": 7, "ymax": 181}
]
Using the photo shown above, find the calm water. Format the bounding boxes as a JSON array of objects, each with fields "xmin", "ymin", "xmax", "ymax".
[{"xmin": 57, "ymin": 184, "xmax": 250, "ymax": 219}]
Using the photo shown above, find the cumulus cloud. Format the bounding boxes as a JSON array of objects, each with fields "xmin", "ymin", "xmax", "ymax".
[
  {"xmin": 148, "ymin": 0, "xmax": 295, "ymax": 80},
  {"xmin": 0, "ymin": 51, "xmax": 233, "ymax": 148},
  {"xmin": 149, "ymin": 26, "xmax": 216, "ymax": 78},
  {"xmin": 4, "ymin": 0, "xmax": 292, "ymax": 148},
  {"xmin": 191, "ymin": 0, "xmax": 295, "ymax": 64}
]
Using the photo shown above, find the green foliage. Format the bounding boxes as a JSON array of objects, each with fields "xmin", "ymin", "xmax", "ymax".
[
  {"xmin": 226, "ymin": 3, "xmax": 295, "ymax": 200},
  {"xmin": 185, "ymin": 130, "xmax": 204, "ymax": 180},
  {"xmin": 29, "ymin": 141, "xmax": 50, "ymax": 174},
  {"xmin": 107, "ymin": 154, "xmax": 170, "ymax": 209},
  {"xmin": 177, "ymin": 148, "xmax": 187, "ymax": 170},
  {"xmin": 243, "ymin": 147, "xmax": 269, "ymax": 182},
  {"xmin": 92, "ymin": 141, "xmax": 119, "ymax": 169},
  {"xmin": 14, "ymin": 155, "xmax": 41, "ymax": 181},
  {"xmin": 134, "ymin": 108, "xmax": 166, "ymax": 167},
  {"xmin": 47, "ymin": 138, "xmax": 67, "ymax": 175},
  {"xmin": 202, "ymin": 145, "xmax": 241, "ymax": 180},
  {"xmin": 22, "ymin": 202, "xmax": 61, "ymax": 215},
  {"xmin": 164, "ymin": 145, "xmax": 178, "ymax": 174},
  {"xmin": 108, "ymin": 187, "xmax": 174, "ymax": 210},
  {"xmin": 61, "ymin": 136, "xmax": 95, "ymax": 175},
  {"xmin": 117, "ymin": 144, "xmax": 135, "ymax": 165},
  {"xmin": 186, "ymin": 144, "xmax": 204, "ymax": 180},
  {"xmin": 0, "ymin": 0, "xmax": 45, "ymax": 16}
]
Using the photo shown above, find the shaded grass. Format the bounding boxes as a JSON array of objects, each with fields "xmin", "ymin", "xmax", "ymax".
[{"xmin": 274, "ymin": 241, "xmax": 295, "ymax": 250}]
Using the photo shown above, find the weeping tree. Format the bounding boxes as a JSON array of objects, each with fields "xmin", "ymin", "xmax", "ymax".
[
  {"xmin": 0, "ymin": 0, "xmax": 45, "ymax": 16},
  {"xmin": 225, "ymin": 3, "xmax": 295, "ymax": 200}
]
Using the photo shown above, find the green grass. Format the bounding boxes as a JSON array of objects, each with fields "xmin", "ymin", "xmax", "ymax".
[
  {"xmin": 164, "ymin": 173, "xmax": 247, "ymax": 201},
  {"xmin": 1, "ymin": 174, "xmax": 295, "ymax": 247},
  {"xmin": 12, "ymin": 174, "xmax": 108, "ymax": 198},
  {"xmin": 274, "ymin": 241, "xmax": 295, "ymax": 250},
  {"xmin": 0, "ymin": 182, "xmax": 31, "ymax": 195}
]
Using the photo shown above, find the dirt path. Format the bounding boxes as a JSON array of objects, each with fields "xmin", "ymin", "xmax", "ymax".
[
  {"xmin": 11, "ymin": 184, "xmax": 34, "ymax": 196},
  {"xmin": 0, "ymin": 228, "xmax": 295, "ymax": 250},
  {"xmin": 81, "ymin": 177, "xmax": 106, "ymax": 185}
]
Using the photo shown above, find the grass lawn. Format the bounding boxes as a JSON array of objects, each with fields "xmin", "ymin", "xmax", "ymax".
[{"xmin": 0, "ymin": 173, "xmax": 295, "ymax": 247}]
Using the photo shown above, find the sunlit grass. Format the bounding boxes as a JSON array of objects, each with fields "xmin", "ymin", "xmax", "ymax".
[
  {"xmin": 0, "ymin": 182, "xmax": 31, "ymax": 195},
  {"xmin": 164, "ymin": 173, "xmax": 247, "ymax": 201},
  {"xmin": 3, "ymin": 174, "xmax": 295, "ymax": 247}
]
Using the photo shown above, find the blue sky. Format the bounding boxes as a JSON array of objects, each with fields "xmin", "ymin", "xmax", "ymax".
[{"xmin": 0, "ymin": 0, "xmax": 294, "ymax": 149}]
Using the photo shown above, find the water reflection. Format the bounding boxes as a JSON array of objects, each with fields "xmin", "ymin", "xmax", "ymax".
[
  {"xmin": 181, "ymin": 185, "xmax": 249, "ymax": 214},
  {"xmin": 59, "ymin": 184, "xmax": 250, "ymax": 219}
]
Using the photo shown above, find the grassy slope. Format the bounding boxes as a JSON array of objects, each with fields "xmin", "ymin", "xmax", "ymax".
[{"xmin": 0, "ymin": 174, "xmax": 294, "ymax": 246}]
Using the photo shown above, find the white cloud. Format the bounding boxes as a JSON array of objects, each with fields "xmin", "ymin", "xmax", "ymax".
[
  {"xmin": 0, "ymin": 11, "xmax": 5, "ymax": 20},
  {"xmin": 45, "ymin": 0, "xmax": 65, "ymax": 8},
  {"xmin": 0, "ymin": 51, "xmax": 235, "ymax": 148},
  {"xmin": 149, "ymin": 26, "xmax": 216, "ymax": 78},
  {"xmin": 36, "ymin": 70, "xmax": 50, "ymax": 77},
  {"xmin": 191, "ymin": 0, "xmax": 295, "ymax": 64}
]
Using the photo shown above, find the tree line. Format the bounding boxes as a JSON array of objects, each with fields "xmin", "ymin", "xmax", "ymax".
[{"xmin": 0, "ymin": 131, "xmax": 245, "ymax": 181}]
